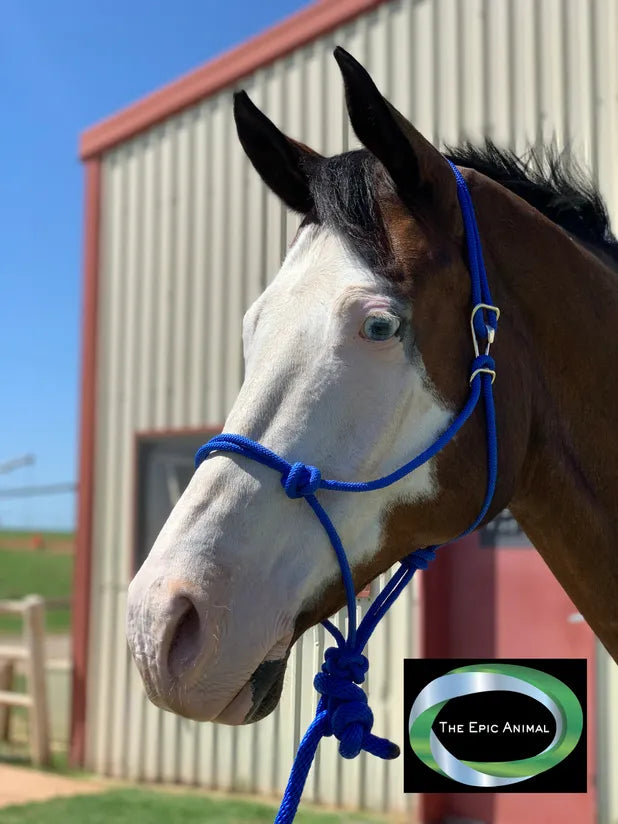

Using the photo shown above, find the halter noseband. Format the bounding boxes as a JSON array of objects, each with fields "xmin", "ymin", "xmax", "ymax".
[{"xmin": 194, "ymin": 160, "xmax": 499, "ymax": 823}]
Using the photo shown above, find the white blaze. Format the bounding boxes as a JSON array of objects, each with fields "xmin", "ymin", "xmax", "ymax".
[{"xmin": 127, "ymin": 224, "xmax": 452, "ymax": 723}]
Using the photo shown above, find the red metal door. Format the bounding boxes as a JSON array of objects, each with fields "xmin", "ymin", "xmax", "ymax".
[{"xmin": 420, "ymin": 526, "xmax": 596, "ymax": 824}]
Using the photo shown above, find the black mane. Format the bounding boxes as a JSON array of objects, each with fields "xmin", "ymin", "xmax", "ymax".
[
  {"xmin": 304, "ymin": 141, "xmax": 618, "ymax": 270},
  {"xmin": 445, "ymin": 141, "xmax": 618, "ymax": 263}
]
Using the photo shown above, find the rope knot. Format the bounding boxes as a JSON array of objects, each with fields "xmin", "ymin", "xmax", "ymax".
[
  {"xmin": 402, "ymin": 547, "xmax": 437, "ymax": 571},
  {"xmin": 471, "ymin": 353, "xmax": 496, "ymax": 374},
  {"xmin": 330, "ymin": 701, "xmax": 373, "ymax": 758},
  {"xmin": 312, "ymin": 646, "xmax": 398, "ymax": 760},
  {"xmin": 322, "ymin": 647, "xmax": 368, "ymax": 683},
  {"xmin": 282, "ymin": 462, "xmax": 322, "ymax": 498},
  {"xmin": 314, "ymin": 649, "xmax": 373, "ymax": 759}
]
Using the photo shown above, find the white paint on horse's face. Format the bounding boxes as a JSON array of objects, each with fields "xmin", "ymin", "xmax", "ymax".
[{"xmin": 127, "ymin": 225, "xmax": 452, "ymax": 724}]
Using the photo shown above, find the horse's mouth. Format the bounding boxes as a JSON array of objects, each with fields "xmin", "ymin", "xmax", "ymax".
[
  {"xmin": 212, "ymin": 654, "xmax": 289, "ymax": 725},
  {"xmin": 244, "ymin": 657, "xmax": 289, "ymax": 722}
]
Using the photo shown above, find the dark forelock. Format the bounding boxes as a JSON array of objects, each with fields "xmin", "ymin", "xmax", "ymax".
[{"xmin": 307, "ymin": 150, "xmax": 392, "ymax": 270}]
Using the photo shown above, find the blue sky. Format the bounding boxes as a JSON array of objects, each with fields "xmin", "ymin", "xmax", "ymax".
[{"xmin": 1, "ymin": 0, "xmax": 308, "ymax": 530}]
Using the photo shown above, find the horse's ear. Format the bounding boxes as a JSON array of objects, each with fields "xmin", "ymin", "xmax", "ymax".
[
  {"xmin": 333, "ymin": 47, "xmax": 458, "ymax": 217},
  {"xmin": 234, "ymin": 91, "xmax": 320, "ymax": 214}
]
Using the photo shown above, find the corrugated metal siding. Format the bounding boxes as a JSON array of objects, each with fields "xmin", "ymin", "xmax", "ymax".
[
  {"xmin": 597, "ymin": 640, "xmax": 618, "ymax": 824},
  {"xmin": 87, "ymin": 0, "xmax": 618, "ymax": 815}
]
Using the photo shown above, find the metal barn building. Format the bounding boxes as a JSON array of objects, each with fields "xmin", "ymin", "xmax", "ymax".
[{"xmin": 73, "ymin": 0, "xmax": 618, "ymax": 820}]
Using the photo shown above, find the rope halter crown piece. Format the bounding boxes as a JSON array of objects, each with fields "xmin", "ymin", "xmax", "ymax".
[{"xmin": 194, "ymin": 160, "xmax": 500, "ymax": 824}]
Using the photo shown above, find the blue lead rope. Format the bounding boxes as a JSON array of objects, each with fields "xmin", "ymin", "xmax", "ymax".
[{"xmin": 195, "ymin": 161, "xmax": 499, "ymax": 823}]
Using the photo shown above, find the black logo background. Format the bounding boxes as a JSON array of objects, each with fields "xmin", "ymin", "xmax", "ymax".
[
  {"xmin": 403, "ymin": 659, "xmax": 587, "ymax": 793},
  {"xmin": 434, "ymin": 690, "xmax": 556, "ymax": 761}
]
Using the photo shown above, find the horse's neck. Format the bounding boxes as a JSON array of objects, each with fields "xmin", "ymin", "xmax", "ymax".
[{"xmin": 482, "ymin": 182, "xmax": 618, "ymax": 660}]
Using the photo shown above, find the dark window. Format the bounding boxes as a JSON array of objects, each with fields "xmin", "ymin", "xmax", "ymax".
[{"xmin": 135, "ymin": 430, "xmax": 218, "ymax": 569}]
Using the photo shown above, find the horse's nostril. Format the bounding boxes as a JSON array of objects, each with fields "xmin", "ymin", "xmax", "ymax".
[{"xmin": 167, "ymin": 596, "xmax": 201, "ymax": 679}]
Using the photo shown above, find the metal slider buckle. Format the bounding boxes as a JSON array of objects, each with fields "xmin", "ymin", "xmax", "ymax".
[
  {"xmin": 470, "ymin": 303, "xmax": 500, "ymax": 385},
  {"xmin": 470, "ymin": 302, "xmax": 500, "ymax": 357}
]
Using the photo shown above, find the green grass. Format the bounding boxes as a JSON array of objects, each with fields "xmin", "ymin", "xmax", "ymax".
[
  {"xmin": 0, "ymin": 547, "xmax": 73, "ymax": 634},
  {"xmin": 0, "ymin": 788, "xmax": 389, "ymax": 824}
]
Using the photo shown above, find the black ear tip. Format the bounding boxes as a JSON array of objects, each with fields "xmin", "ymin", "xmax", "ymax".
[
  {"xmin": 333, "ymin": 46, "xmax": 355, "ymax": 68},
  {"xmin": 233, "ymin": 90, "xmax": 259, "ymax": 124},
  {"xmin": 233, "ymin": 89, "xmax": 250, "ymax": 108},
  {"xmin": 333, "ymin": 46, "xmax": 374, "ymax": 90}
]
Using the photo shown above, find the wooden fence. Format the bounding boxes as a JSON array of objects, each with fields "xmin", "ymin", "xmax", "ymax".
[{"xmin": 0, "ymin": 596, "xmax": 50, "ymax": 765}]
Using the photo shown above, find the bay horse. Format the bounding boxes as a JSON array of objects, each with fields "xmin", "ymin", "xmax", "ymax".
[{"xmin": 126, "ymin": 49, "xmax": 618, "ymax": 731}]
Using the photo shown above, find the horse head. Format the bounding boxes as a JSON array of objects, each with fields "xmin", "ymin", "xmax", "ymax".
[{"xmin": 126, "ymin": 49, "xmax": 527, "ymax": 725}]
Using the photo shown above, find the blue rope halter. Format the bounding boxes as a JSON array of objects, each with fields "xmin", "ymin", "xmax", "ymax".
[{"xmin": 194, "ymin": 161, "xmax": 499, "ymax": 823}]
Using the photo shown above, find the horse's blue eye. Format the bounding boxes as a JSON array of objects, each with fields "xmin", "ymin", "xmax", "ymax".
[{"xmin": 361, "ymin": 314, "xmax": 401, "ymax": 341}]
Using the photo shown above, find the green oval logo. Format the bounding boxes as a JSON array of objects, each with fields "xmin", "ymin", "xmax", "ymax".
[{"xmin": 408, "ymin": 663, "xmax": 583, "ymax": 787}]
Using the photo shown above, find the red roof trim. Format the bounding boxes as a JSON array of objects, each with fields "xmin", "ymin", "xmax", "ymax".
[{"xmin": 80, "ymin": 0, "xmax": 388, "ymax": 159}]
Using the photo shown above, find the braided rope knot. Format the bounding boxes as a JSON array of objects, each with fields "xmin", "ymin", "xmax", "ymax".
[
  {"xmin": 282, "ymin": 461, "xmax": 322, "ymax": 498},
  {"xmin": 471, "ymin": 353, "xmax": 496, "ymax": 375},
  {"xmin": 322, "ymin": 646, "xmax": 368, "ymax": 683},
  {"xmin": 402, "ymin": 547, "xmax": 437, "ymax": 571},
  {"xmin": 313, "ymin": 646, "xmax": 399, "ymax": 760}
]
